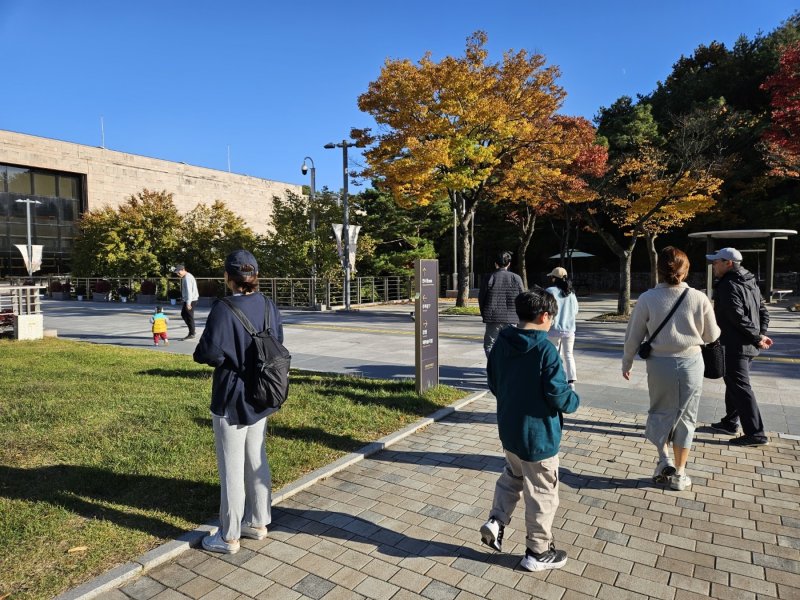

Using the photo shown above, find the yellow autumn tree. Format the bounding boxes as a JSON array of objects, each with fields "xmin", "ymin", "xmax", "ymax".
[
  {"xmin": 596, "ymin": 145, "xmax": 721, "ymax": 314},
  {"xmin": 355, "ymin": 31, "xmax": 565, "ymax": 305}
]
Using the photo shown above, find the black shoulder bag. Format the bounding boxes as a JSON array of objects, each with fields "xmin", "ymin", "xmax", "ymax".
[{"xmin": 638, "ymin": 288, "xmax": 690, "ymax": 359}]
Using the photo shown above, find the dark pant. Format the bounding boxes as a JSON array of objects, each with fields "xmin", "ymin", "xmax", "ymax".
[
  {"xmin": 181, "ymin": 302, "xmax": 195, "ymax": 336},
  {"xmin": 721, "ymin": 352, "xmax": 765, "ymax": 439}
]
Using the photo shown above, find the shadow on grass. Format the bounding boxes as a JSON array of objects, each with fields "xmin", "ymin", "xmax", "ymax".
[
  {"xmin": 138, "ymin": 368, "xmax": 211, "ymax": 379},
  {"xmin": 0, "ymin": 464, "xmax": 217, "ymax": 538}
]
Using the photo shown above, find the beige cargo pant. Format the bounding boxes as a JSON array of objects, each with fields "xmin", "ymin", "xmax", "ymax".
[{"xmin": 489, "ymin": 449, "xmax": 559, "ymax": 554}]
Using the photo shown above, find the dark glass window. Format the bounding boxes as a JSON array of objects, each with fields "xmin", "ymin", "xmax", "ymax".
[
  {"xmin": 8, "ymin": 167, "xmax": 31, "ymax": 194},
  {"xmin": 58, "ymin": 175, "xmax": 79, "ymax": 200},
  {"xmin": 33, "ymin": 173, "xmax": 57, "ymax": 197}
]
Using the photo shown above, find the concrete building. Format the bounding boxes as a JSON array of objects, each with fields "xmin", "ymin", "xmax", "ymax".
[{"xmin": 0, "ymin": 129, "xmax": 301, "ymax": 274}]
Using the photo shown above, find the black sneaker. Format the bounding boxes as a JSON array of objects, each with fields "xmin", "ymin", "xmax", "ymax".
[
  {"xmin": 730, "ymin": 435, "xmax": 768, "ymax": 447},
  {"xmin": 182, "ymin": 334, "xmax": 196, "ymax": 341},
  {"xmin": 479, "ymin": 517, "xmax": 504, "ymax": 552},
  {"xmin": 710, "ymin": 421, "xmax": 738, "ymax": 435},
  {"xmin": 520, "ymin": 543, "xmax": 567, "ymax": 572}
]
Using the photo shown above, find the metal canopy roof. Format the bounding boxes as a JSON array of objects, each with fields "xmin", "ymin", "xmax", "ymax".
[{"xmin": 688, "ymin": 229, "xmax": 797, "ymax": 239}]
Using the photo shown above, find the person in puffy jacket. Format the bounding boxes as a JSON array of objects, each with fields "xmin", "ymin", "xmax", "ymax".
[
  {"xmin": 707, "ymin": 247, "xmax": 772, "ymax": 447},
  {"xmin": 480, "ymin": 287, "xmax": 579, "ymax": 573},
  {"xmin": 478, "ymin": 251, "xmax": 525, "ymax": 357}
]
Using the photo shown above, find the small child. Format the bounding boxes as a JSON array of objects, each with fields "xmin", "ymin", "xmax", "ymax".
[
  {"xmin": 150, "ymin": 306, "xmax": 169, "ymax": 346},
  {"xmin": 480, "ymin": 287, "xmax": 580, "ymax": 572}
]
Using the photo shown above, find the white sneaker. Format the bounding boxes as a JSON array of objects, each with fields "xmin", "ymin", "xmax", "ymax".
[
  {"xmin": 479, "ymin": 517, "xmax": 504, "ymax": 552},
  {"xmin": 241, "ymin": 523, "xmax": 268, "ymax": 540},
  {"xmin": 520, "ymin": 544, "xmax": 568, "ymax": 572},
  {"xmin": 670, "ymin": 473, "xmax": 692, "ymax": 491},
  {"xmin": 652, "ymin": 458, "xmax": 676, "ymax": 483},
  {"xmin": 201, "ymin": 531, "xmax": 240, "ymax": 554}
]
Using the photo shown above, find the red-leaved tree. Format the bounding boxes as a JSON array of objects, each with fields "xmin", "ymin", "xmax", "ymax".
[{"xmin": 761, "ymin": 42, "xmax": 800, "ymax": 178}]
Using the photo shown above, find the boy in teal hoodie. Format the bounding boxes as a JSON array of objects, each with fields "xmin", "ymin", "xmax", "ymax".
[{"xmin": 480, "ymin": 287, "xmax": 580, "ymax": 572}]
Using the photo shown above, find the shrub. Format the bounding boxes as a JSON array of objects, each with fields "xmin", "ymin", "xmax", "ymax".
[
  {"xmin": 118, "ymin": 285, "xmax": 131, "ymax": 297},
  {"xmin": 93, "ymin": 280, "xmax": 112, "ymax": 293},
  {"xmin": 49, "ymin": 281, "xmax": 63, "ymax": 293},
  {"xmin": 140, "ymin": 280, "xmax": 157, "ymax": 295}
]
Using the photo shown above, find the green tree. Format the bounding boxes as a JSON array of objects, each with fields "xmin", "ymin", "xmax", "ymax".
[
  {"xmin": 178, "ymin": 200, "xmax": 258, "ymax": 276},
  {"xmin": 71, "ymin": 189, "xmax": 181, "ymax": 276},
  {"xmin": 258, "ymin": 189, "xmax": 344, "ymax": 279},
  {"xmin": 351, "ymin": 187, "xmax": 450, "ymax": 277}
]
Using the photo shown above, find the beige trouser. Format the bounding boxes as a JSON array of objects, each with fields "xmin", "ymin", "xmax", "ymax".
[{"xmin": 490, "ymin": 449, "xmax": 560, "ymax": 553}]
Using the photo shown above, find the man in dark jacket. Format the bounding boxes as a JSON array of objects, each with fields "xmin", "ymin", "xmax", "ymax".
[
  {"xmin": 707, "ymin": 247, "xmax": 773, "ymax": 446},
  {"xmin": 478, "ymin": 251, "xmax": 525, "ymax": 357}
]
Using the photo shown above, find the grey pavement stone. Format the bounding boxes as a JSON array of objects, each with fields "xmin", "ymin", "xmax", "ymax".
[{"xmin": 292, "ymin": 574, "xmax": 336, "ymax": 599}]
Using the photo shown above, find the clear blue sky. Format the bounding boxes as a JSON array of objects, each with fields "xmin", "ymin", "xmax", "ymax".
[{"xmin": 1, "ymin": 1, "xmax": 796, "ymax": 193}]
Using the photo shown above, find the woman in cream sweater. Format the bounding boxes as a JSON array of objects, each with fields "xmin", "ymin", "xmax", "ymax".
[{"xmin": 622, "ymin": 247, "xmax": 720, "ymax": 491}]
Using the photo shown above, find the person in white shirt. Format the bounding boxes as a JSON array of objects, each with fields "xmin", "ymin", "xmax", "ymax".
[
  {"xmin": 545, "ymin": 267, "xmax": 579, "ymax": 389},
  {"xmin": 622, "ymin": 247, "xmax": 720, "ymax": 491},
  {"xmin": 172, "ymin": 264, "xmax": 199, "ymax": 340}
]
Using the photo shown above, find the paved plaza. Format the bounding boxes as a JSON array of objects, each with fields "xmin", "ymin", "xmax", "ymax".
[{"xmin": 41, "ymin": 294, "xmax": 800, "ymax": 599}]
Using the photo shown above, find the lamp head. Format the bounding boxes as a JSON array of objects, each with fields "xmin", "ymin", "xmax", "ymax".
[
  {"xmin": 324, "ymin": 143, "xmax": 336, "ymax": 149},
  {"xmin": 301, "ymin": 164, "xmax": 308, "ymax": 175}
]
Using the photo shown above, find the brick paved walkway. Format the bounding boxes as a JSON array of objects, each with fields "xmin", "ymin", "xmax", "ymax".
[{"xmin": 100, "ymin": 395, "xmax": 800, "ymax": 600}]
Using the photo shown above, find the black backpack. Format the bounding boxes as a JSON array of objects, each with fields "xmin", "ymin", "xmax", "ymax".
[{"xmin": 219, "ymin": 296, "xmax": 291, "ymax": 411}]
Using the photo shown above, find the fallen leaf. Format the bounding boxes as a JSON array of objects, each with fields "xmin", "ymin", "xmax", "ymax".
[{"xmin": 68, "ymin": 546, "xmax": 88, "ymax": 554}]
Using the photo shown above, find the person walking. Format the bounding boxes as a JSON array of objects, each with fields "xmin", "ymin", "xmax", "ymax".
[
  {"xmin": 622, "ymin": 247, "xmax": 720, "ymax": 491},
  {"xmin": 479, "ymin": 287, "xmax": 579, "ymax": 571},
  {"xmin": 478, "ymin": 251, "xmax": 525, "ymax": 357},
  {"xmin": 150, "ymin": 305, "xmax": 169, "ymax": 346},
  {"xmin": 545, "ymin": 267, "xmax": 579, "ymax": 389},
  {"xmin": 193, "ymin": 249, "xmax": 284, "ymax": 554},
  {"xmin": 706, "ymin": 247, "xmax": 772, "ymax": 447},
  {"xmin": 172, "ymin": 264, "xmax": 199, "ymax": 340}
]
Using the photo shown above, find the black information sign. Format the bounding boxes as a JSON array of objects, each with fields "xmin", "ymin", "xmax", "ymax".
[{"xmin": 415, "ymin": 259, "xmax": 439, "ymax": 394}]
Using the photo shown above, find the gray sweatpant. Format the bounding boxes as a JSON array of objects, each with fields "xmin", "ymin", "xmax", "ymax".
[
  {"xmin": 212, "ymin": 414, "xmax": 272, "ymax": 542},
  {"xmin": 489, "ymin": 449, "xmax": 560, "ymax": 554}
]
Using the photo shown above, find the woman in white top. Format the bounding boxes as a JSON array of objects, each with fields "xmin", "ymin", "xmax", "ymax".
[
  {"xmin": 545, "ymin": 267, "xmax": 579, "ymax": 389},
  {"xmin": 622, "ymin": 247, "xmax": 720, "ymax": 491}
]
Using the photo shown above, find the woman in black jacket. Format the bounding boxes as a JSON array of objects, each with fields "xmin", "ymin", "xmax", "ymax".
[{"xmin": 193, "ymin": 249, "xmax": 284, "ymax": 554}]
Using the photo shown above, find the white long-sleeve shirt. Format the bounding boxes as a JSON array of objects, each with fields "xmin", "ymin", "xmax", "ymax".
[{"xmin": 181, "ymin": 272, "xmax": 199, "ymax": 303}]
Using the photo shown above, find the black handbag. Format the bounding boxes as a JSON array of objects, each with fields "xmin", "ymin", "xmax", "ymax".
[
  {"xmin": 701, "ymin": 340, "xmax": 725, "ymax": 379},
  {"xmin": 637, "ymin": 288, "xmax": 690, "ymax": 360}
]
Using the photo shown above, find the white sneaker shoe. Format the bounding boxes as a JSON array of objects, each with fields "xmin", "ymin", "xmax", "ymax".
[
  {"xmin": 479, "ymin": 517, "xmax": 504, "ymax": 552},
  {"xmin": 670, "ymin": 473, "xmax": 692, "ymax": 491},
  {"xmin": 201, "ymin": 531, "xmax": 240, "ymax": 554},
  {"xmin": 241, "ymin": 523, "xmax": 268, "ymax": 540},
  {"xmin": 653, "ymin": 458, "xmax": 676, "ymax": 483}
]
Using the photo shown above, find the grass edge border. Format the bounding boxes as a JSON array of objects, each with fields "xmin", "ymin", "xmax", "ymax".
[{"xmin": 54, "ymin": 388, "xmax": 489, "ymax": 600}]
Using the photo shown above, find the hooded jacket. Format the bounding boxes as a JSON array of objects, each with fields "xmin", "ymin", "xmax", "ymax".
[
  {"xmin": 487, "ymin": 326, "xmax": 580, "ymax": 462},
  {"xmin": 479, "ymin": 268, "xmax": 525, "ymax": 324},
  {"xmin": 712, "ymin": 266, "xmax": 769, "ymax": 357}
]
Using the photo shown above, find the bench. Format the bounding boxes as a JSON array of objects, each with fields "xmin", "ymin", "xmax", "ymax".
[{"xmin": 773, "ymin": 289, "xmax": 793, "ymax": 301}]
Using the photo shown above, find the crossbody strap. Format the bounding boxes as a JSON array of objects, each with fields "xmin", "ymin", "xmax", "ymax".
[{"xmin": 648, "ymin": 288, "xmax": 690, "ymax": 344}]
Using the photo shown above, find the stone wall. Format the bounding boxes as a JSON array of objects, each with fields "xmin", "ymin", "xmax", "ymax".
[{"xmin": 0, "ymin": 129, "xmax": 302, "ymax": 234}]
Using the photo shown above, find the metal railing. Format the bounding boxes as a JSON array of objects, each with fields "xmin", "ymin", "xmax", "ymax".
[
  {"xmin": 14, "ymin": 275, "xmax": 416, "ymax": 309},
  {"xmin": 0, "ymin": 285, "xmax": 46, "ymax": 331}
]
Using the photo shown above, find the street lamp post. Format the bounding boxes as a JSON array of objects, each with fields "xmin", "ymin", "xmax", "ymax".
[
  {"xmin": 15, "ymin": 198, "xmax": 42, "ymax": 277},
  {"xmin": 324, "ymin": 140, "xmax": 357, "ymax": 311},
  {"xmin": 301, "ymin": 157, "xmax": 317, "ymax": 308}
]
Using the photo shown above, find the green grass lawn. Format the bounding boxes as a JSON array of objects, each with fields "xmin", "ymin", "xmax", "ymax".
[
  {"xmin": 0, "ymin": 339, "xmax": 466, "ymax": 600},
  {"xmin": 440, "ymin": 306, "xmax": 481, "ymax": 316}
]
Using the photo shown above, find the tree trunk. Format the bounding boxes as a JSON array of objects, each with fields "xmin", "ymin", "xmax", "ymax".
[
  {"xmin": 646, "ymin": 232, "xmax": 658, "ymax": 288},
  {"xmin": 457, "ymin": 212, "xmax": 472, "ymax": 307},
  {"xmin": 618, "ymin": 249, "xmax": 634, "ymax": 316},
  {"xmin": 515, "ymin": 207, "xmax": 536, "ymax": 289}
]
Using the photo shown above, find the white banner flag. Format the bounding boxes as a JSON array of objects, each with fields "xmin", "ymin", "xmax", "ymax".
[
  {"xmin": 331, "ymin": 224, "xmax": 361, "ymax": 273},
  {"xmin": 15, "ymin": 244, "xmax": 44, "ymax": 274}
]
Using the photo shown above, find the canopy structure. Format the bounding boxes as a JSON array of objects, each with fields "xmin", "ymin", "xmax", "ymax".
[
  {"xmin": 548, "ymin": 251, "xmax": 595, "ymax": 259},
  {"xmin": 688, "ymin": 229, "xmax": 797, "ymax": 302}
]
